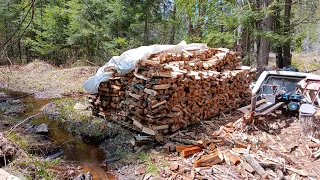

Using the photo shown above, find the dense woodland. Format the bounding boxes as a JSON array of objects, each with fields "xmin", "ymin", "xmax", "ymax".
[{"xmin": 0, "ymin": 0, "xmax": 319, "ymax": 71}]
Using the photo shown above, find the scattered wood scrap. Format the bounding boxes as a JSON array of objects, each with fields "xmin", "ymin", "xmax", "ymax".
[{"xmin": 159, "ymin": 115, "xmax": 320, "ymax": 179}]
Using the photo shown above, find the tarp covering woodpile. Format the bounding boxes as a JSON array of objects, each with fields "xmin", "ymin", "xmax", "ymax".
[{"xmin": 83, "ymin": 42, "xmax": 256, "ymax": 134}]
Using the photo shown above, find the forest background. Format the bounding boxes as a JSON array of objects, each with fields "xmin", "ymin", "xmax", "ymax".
[{"xmin": 0, "ymin": 0, "xmax": 320, "ymax": 72}]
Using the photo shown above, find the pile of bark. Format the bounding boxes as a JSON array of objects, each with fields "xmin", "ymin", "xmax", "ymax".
[{"xmin": 89, "ymin": 47, "xmax": 256, "ymax": 134}]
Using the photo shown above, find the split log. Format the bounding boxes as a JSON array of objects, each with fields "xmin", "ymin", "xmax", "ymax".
[
  {"xmin": 299, "ymin": 104, "xmax": 320, "ymax": 138},
  {"xmin": 194, "ymin": 152, "xmax": 223, "ymax": 167},
  {"xmin": 181, "ymin": 146, "xmax": 202, "ymax": 158}
]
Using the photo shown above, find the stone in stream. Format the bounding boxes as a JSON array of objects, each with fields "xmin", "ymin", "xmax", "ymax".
[
  {"xmin": 44, "ymin": 150, "xmax": 63, "ymax": 161},
  {"xmin": 36, "ymin": 123, "xmax": 49, "ymax": 133}
]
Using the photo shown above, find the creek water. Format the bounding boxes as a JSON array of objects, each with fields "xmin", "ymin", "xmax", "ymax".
[{"xmin": 0, "ymin": 88, "xmax": 113, "ymax": 179}]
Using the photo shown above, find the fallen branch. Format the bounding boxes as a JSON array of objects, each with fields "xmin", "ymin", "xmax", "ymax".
[
  {"xmin": 7, "ymin": 113, "xmax": 42, "ymax": 136},
  {"xmin": 170, "ymin": 137, "xmax": 204, "ymax": 146}
]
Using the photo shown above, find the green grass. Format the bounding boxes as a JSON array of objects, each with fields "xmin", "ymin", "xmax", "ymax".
[
  {"xmin": 5, "ymin": 132, "xmax": 63, "ymax": 180},
  {"xmin": 291, "ymin": 56, "xmax": 320, "ymax": 72},
  {"xmin": 7, "ymin": 132, "xmax": 28, "ymax": 150},
  {"xmin": 136, "ymin": 152, "xmax": 169, "ymax": 175}
]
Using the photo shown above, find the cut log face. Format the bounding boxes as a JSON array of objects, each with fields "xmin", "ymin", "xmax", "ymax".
[
  {"xmin": 299, "ymin": 112, "xmax": 320, "ymax": 138},
  {"xmin": 88, "ymin": 47, "xmax": 256, "ymax": 134}
]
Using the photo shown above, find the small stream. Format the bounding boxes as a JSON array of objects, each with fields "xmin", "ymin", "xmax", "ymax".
[{"xmin": 0, "ymin": 88, "xmax": 111, "ymax": 178}]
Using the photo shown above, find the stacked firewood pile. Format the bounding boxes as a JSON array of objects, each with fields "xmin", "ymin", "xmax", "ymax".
[
  {"xmin": 89, "ymin": 47, "xmax": 256, "ymax": 134},
  {"xmin": 88, "ymin": 73, "xmax": 132, "ymax": 116}
]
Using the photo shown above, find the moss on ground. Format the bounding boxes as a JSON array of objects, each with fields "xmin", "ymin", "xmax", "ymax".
[{"xmin": 50, "ymin": 97, "xmax": 118, "ymax": 141}]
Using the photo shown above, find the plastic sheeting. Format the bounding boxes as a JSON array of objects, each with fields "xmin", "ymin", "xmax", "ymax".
[{"xmin": 83, "ymin": 41, "xmax": 207, "ymax": 94}]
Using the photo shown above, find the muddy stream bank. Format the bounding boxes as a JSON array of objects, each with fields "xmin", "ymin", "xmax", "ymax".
[{"xmin": 0, "ymin": 88, "xmax": 117, "ymax": 179}]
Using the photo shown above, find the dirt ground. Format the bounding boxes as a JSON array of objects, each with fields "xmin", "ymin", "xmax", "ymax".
[{"xmin": 0, "ymin": 61, "xmax": 98, "ymax": 98}]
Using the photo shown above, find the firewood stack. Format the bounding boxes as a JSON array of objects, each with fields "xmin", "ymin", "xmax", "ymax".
[
  {"xmin": 89, "ymin": 47, "xmax": 256, "ymax": 134},
  {"xmin": 88, "ymin": 73, "xmax": 132, "ymax": 116}
]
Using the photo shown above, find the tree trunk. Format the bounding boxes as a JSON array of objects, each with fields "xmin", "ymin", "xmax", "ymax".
[
  {"xmin": 257, "ymin": 0, "xmax": 273, "ymax": 72},
  {"xmin": 85, "ymin": 36, "xmax": 89, "ymax": 57},
  {"xmin": 18, "ymin": 39, "xmax": 21, "ymax": 60},
  {"xmin": 144, "ymin": 20, "xmax": 149, "ymax": 44},
  {"xmin": 283, "ymin": 0, "xmax": 292, "ymax": 67},
  {"xmin": 219, "ymin": 1, "xmax": 224, "ymax": 32},
  {"xmin": 196, "ymin": 0, "xmax": 205, "ymax": 38},
  {"xmin": 275, "ymin": 0, "xmax": 283, "ymax": 68},
  {"xmin": 252, "ymin": 0, "xmax": 261, "ymax": 67},
  {"xmin": 187, "ymin": 14, "xmax": 195, "ymax": 40},
  {"xmin": 117, "ymin": 22, "xmax": 123, "ymax": 38},
  {"xmin": 170, "ymin": 4, "xmax": 176, "ymax": 44}
]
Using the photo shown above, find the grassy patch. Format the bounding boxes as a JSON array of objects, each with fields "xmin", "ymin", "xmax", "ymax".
[
  {"xmin": 52, "ymin": 98, "xmax": 107, "ymax": 138},
  {"xmin": 3, "ymin": 131, "xmax": 63, "ymax": 180},
  {"xmin": 0, "ymin": 61, "xmax": 98, "ymax": 98},
  {"xmin": 7, "ymin": 155, "xmax": 61, "ymax": 180},
  {"xmin": 291, "ymin": 56, "xmax": 320, "ymax": 72},
  {"xmin": 136, "ymin": 152, "xmax": 168, "ymax": 175},
  {"xmin": 7, "ymin": 132, "xmax": 28, "ymax": 151}
]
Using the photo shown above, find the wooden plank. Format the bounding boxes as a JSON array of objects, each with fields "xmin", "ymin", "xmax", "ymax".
[
  {"xmin": 140, "ymin": 60, "xmax": 160, "ymax": 66},
  {"xmin": 133, "ymin": 73, "xmax": 150, "ymax": 81},
  {"xmin": 151, "ymin": 100, "xmax": 167, "ymax": 109},
  {"xmin": 111, "ymin": 85, "xmax": 121, "ymax": 90},
  {"xmin": 128, "ymin": 92, "xmax": 141, "ymax": 100},
  {"xmin": 153, "ymin": 84, "xmax": 171, "ymax": 90},
  {"xmin": 144, "ymin": 88, "xmax": 157, "ymax": 96},
  {"xmin": 250, "ymin": 96, "xmax": 257, "ymax": 112},
  {"xmin": 133, "ymin": 119, "xmax": 143, "ymax": 129},
  {"xmin": 152, "ymin": 125, "xmax": 169, "ymax": 130},
  {"xmin": 237, "ymin": 99, "xmax": 265, "ymax": 113},
  {"xmin": 158, "ymin": 71, "xmax": 173, "ymax": 78},
  {"xmin": 255, "ymin": 103, "xmax": 274, "ymax": 113},
  {"xmin": 142, "ymin": 126, "xmax": 156, "ymax": 135},
  {"xmin": 257, "ymin": 102, "xmax": 284, "ymax": 116}
]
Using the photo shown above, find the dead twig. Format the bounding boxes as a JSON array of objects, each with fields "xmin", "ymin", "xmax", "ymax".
[{"xmin": 6, "ymin": 113, "xmax": 42, "ymax": 136}]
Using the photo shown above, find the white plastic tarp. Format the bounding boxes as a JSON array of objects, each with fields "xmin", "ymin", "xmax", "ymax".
[{"xmin": 83, "ymin": 41, "xmax": 207, "ymax": 94}]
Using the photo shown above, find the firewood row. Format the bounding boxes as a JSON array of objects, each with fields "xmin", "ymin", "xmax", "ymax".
[
  {"xmin": 147, "ymin": 47, "xmax": 241, "ymax": 72},
  {"xmin": 88, "ymin": 47, "xmax": 256, "ymax": 135},
  {"xmin": 88, "ymin": 73, "xmax": 132, "ymax": 116}
]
